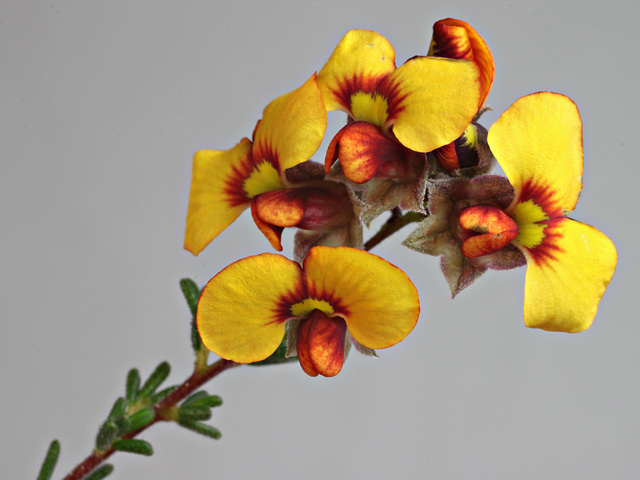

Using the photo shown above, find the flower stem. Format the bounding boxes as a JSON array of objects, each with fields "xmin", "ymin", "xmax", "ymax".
[
  {"xmin": 364, "ymin": 209, "xmax": 426, "ymax": 252},
  {"xmin": 62, "ymin": 358, "xmax": 240, "ymax": 480}
]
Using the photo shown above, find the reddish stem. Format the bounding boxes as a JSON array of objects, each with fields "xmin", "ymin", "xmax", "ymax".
[
  {"xmin": 62, "ymin": 358, "xmax": 240, "ymax": 480},
  {"xmin": 364, "ymin": 209, "xmax": 426, "ymax": 252}
]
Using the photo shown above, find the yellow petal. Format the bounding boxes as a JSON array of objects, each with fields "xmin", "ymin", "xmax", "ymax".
[
  {"xmin": 197, "ymin": 253, "xmax": 305, "ymax": 362},
  {"xmin": 521, "ymin": 218, "xmax": 617, "ymax": 333},
  {"xmin": 302, "ymin": 246, "xmax": 420, "ymax": 349},
  {"xmin": 316, "ymin": 29, "xmax": 396, "ymax": 115},
  {"xmin": 386, "ymin": 56, "xmax": 480, "ymax": 152},
  {"xmin": 429, "ymin": 18, "xmax": 495, "ymax": 108},
  {"xmin": 253, "ymin": 74, "xmax": 327, "ymax": 173},
  {"xmin": 184, "ymin": 138, "xmax": 253, "ymax": 255},
  {"xmin": 488, "ymin": 92, "xmax": 583, "ymax": 212}
]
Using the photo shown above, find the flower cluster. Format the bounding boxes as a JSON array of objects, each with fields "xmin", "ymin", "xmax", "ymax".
[{"xmin": 185, "ymin": 18, "xmax": 617, "ymax": 377}]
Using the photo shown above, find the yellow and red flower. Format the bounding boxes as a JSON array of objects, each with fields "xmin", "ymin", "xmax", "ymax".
[
  {"xmin": 196, "ymin": 246, "xmax": 420, "ymax": 377},
  {"xmin": 459, "ymin": 92, "xmax": 617, "ymax": 332},
  {"xmin": 428, "ymin": 18, "xmax": 495, "ymax": 172},
  {"xmin": 184, "ymin": 75, "xmax": 332, "ymax": 254},
  {"xmin": 317, "ymin": 28, "xmax": 482, "ymax": 184}
]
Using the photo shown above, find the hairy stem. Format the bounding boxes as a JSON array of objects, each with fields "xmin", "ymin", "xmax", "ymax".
[
  {"xmin": 364, "ymin": 209, "xmax": 426, "ymax": 252},
  {"xmin": 62, "ymin": 358, "xmax": 240, "ymax": 480}
]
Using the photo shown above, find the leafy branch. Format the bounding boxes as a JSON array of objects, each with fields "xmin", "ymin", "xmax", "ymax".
[{"xmin": 36, "ymin": 211, "xmax": 408, "ymax": 480}]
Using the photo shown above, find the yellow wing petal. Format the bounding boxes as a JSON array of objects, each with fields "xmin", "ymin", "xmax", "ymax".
[
  {"xmin": 316, "ymin": 29, "xmax": 396, "ymax": 114},
  {"xmin": 302, "ymin": 246, "xmax": 420, "ymax": 349},
  {"xmin": 521, "ymin": 218, "xmax": 617, "ymax": 333},
  {"xmin": 488, "ymin": 92, "xmax": 583, "ymax": 212},
  {"xmin": 386, "ymin": 56, "xmax": 480, "ymax": 152},
  {"xmin": 253, "ymin": 74, "xmax": 327, "ymax": 173},
  {"xmin": 184, "ymin": 138, "xmax": 253, "ymax": 255},
  {"xmin": 197, "ymin": 253, "xmax": 305, "ymax": 363}
]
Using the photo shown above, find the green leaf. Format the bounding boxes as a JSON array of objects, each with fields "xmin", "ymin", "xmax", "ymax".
[
  {"xmin": 178, "ymin": 404, "xmax": 212, "ymax": 422},
  {"xmin": 182, "ymin": 390, "xmax": 209, "ymax": 406},
  {"xmin": 83, "ymin": 464, "xmax": 114, "ymax": 480},
  {"xmin": 178, "ymin": 420, "xmax": 222, "ymax": 440},
  {"xmin": 189, "ymin": 395, "xmax": 223, "ymax": 409},
  {"xmin": 112, "ymin": 439, "xmax": 154, "ymax": 456},
  {"xmin": 113, "ymin": 415, "xmax": 131, "ymax": 435},
  {"xmin": 180, "ymin": 278, "xmax": 200, "ymax": 317},
  {"xmin": 95, "ymin": 421, "xmax": 119, "ymax": 451},
  {"xmin": 36, "ymin": 439, "xmax": 60, "ymax": 480},
  {"xmin": 138, "ymin": 362, "xmax": 170, "ymax": 399},
  {"xmin": 126, "ymin": 368, "xmax": 140, "ymax": 403},
  {"xmin": 107, "ymin": 397, "xmax": 127, "ymax": 422},
  {"xmin": 148, "ymin": 385, "xmax": 177, "ymax": 404},
  {"xmin": 180, "ymin": 278, "xmax": 203, "ymax": 351},
  {"xmin": 127, "ymin": 408, "xmax": 156, "ymax": 432}
]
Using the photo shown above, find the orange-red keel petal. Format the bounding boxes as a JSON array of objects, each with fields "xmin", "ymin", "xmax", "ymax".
[{"xmin": 297, "ymin": 310, "xmax": 347, "ymax": 377}]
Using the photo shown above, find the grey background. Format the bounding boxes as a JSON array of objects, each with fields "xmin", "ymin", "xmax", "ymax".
[{"xmin": 3, "ymin": 0, "xmax": 638, "ymax": 478}]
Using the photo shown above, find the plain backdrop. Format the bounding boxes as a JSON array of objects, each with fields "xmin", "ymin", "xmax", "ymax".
[{"xmin": 3, "ymin": 1, "xmax": 639, "ymax": 479}]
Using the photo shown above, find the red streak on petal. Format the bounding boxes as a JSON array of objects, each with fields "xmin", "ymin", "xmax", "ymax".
[
  {"xmin": 431, "ymin": 23, "xmax": 473, "ymax": 61},
  {"xmin": 269, "ymin": 277, "xmax": 308, "ymax": 325},
  {"xmin": 223, "ymin": 138, "xmax": 280, "ymax": 207},
  {"xmin": 303, "ymin": 283, "xmax": 351, "ymax": 320},
  {"xmin": 515, "ymin": 179, "xmax": 566, "ymax": 267},
  {"xmin": 252, "ymin": 138, "xmax": 280, "ymax": 172},
  {"xmin": 375, "ymin": 74, "xmax": 408, "ymax": 125},
  {"xmin": 331, "ymin": 73, "xmax": 388, "ymax": 115},
  {"xmin": 517, "ymin": 179, "xmax": 564, "ymax": 218},
  {"xmin": 525, "ymin": 217, "xmax": 566, "ymax": 268}
]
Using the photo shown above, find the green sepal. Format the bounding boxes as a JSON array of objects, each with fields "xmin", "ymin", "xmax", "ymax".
[
  {"xmin": 36, "ymin": 439, "xmax": 60, "ymax": 480},
  {"xmin": 126, "ymin": 369, "xmax": 140, "ymax": 403},
  {"xmin": 178, "ymin": 404, "xmax": 212, "ymax": 422},
  {"xmin": 249, "ymin": 341, "xmax": 297, "ymax": 366},
  {"xmin": 127, "ymin": 408, "xmax": 156, "ymax": 432},
  {"xmin": 112, "ymin": 439, "xmax": 154, "ymax": 456},
  {"xmin": 183, "ymin": 391, "xmax": 223, "ymax": 408},
  {"xmin": 95, "ymin": 421, "xmax": 119, "ymax": 451},
  {"xmin": 148, "ymin": 385, "xmax": 177, "ymax": 404},
  {"xmin": 178, "ymin": 420, "xmax": 222, "ymax": 440},
  {"xmin": 138, "ymin": 362, "xmax": 170, "ymax": 399},
  {"xmin": 83, "ymin": 464, "xmax": 114, "ymax": 480},
  {"xmin": 107, "ymin": 397, "xmax": 127, "ymax": 422}
]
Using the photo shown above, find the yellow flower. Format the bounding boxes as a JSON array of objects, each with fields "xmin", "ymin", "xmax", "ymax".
[
  {"xmin": 184, "ymin": 75, "xmax": 327, "ymax": 255},
  {"xmin": 316, "ymin": 29, "xmax": 481, "ymax": 183},
  {"xmin": 197, "ymin": 247, "xmax": 420, "ymax": 377},
  {"xmin": 459, "ymin": 92, "xmax": 617, "ymax": 332}
]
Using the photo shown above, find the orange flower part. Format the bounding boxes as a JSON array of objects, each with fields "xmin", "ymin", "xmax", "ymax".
[
  {"xmin": 184, "ymin": 75, "xmax": 327, "ymax": 255},
  {"xmin": 459, "ymin": 204, "xmax": 519, "ymax": 258},
  {"xmin": 197, "ymin": 247, "xmax": 420, "ymax": 377},
  {"xmin": 429, "ymin": 18, "xmax": 494, "ymax": 109}
]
